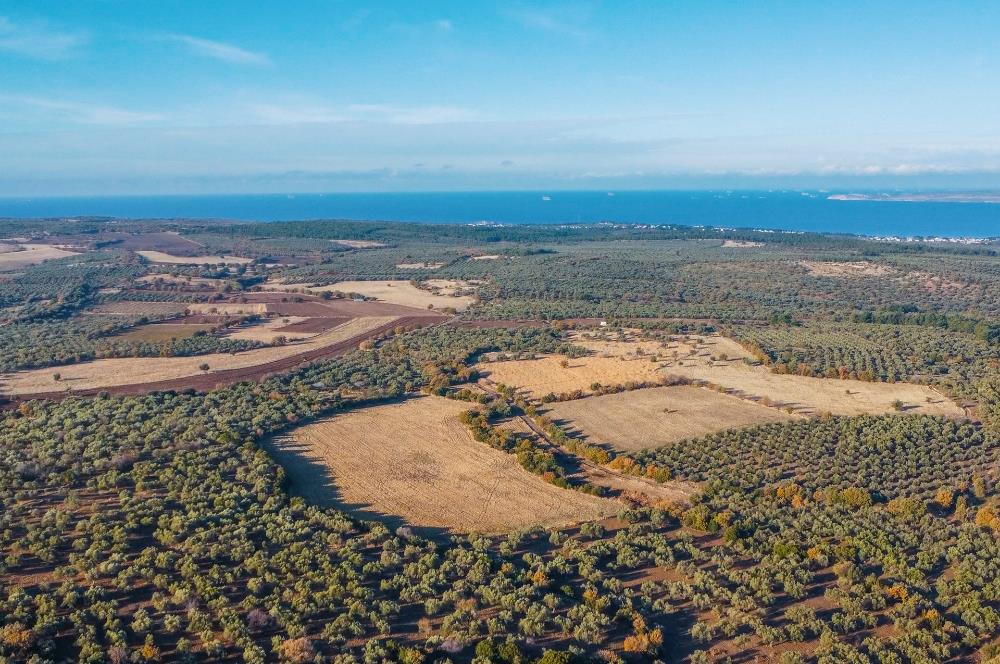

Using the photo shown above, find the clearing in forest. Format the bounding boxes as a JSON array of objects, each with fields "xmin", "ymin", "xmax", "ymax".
[
  {"xmin": 136, "ymin": 250, "xmax": 252, "ymax": 264},
  {"xmin": 1, "ymin": 316, "xmax": 396, "ymax": 395},
  {"xmin": 547, "ymin": 385, "xmax": 794, "ymax": 451},
  {"xmin": 272, "ymin": 396, "xmax": 617, "ymax": 532},
  {"xmin": 292, "ymin": 280, "xmax": 475, "ymax": 311},
  {"xmin": 799, "ymin": 260, "xmax": 895, "ymax": 278},
  {"xmin": 395, "ymin": 262, "xmax": 444, "ymax": 269},
  {"xmin": 721, "ymin": 240, "xmax": 764, "ymax": 248},
  {"xmin": 330, "ymin": 239, "xmax": 385, "ymax": 248},
  {"xmin": 481, "ymin": 332, "xmax": 964, "ymax": 418}
]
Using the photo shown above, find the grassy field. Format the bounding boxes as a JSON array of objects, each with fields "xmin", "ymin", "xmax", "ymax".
[
  {"xmin": 271, "ymin": 396, "xmax": 617, "ymax": 532},
  {"xmin": 547, "ymin": 385, "xmax": 795, "ymax": 451},
  {"xmin": 481, "ymin": 333, "xmax": 964, "ymax": 417},
  {"xmin": 2, "ymin": 316, "xmax": 396, "ymax": 395},
  {"xmin": 136, "ymin": 250, "xmax": 252, "ymax": 264}
]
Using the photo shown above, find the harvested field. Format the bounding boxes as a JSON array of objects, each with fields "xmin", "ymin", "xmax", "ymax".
[
  {"xmin": 470, "ymin": 254, "xmax": 502, "ymax": 260},
  {"xmin": 722, "ymin": 240, "xmax": 764, "ymax": 248},
  {"xmin": 800, "ymin": 260, "xmax": 895, "ymax": 277},
  {"xmin": 331, "ymin": 239, "xmax": 385, "ymax": 248},
  {"xmin": 0, "ymin": 244, "xmax": 79, "ymax": 270},
  {"xmin": 396, "ymin": 262, "xmax": 443, "ymax": 269},
  {"xmin": 481, "ymin": 333, "xmax": 964, "ymax": 418},
  {"xmin": 547, "ymin": 385, "xmax": 794, "ymax": 451},
  {"xmin": 2, "ymin": 316, "xmax": 397, "ymax": 396},
  {"xmin": 137, "ymin": 250, "xmax": 252, "ymax": 265},
  {"xmin": 187, "ymin": 302, "xmax": 267, "ymax": 316},
  {"xmin": 87, "ymin": 301, "xmax": 188, "ymax": 317},
  {"xmin": 115, "ymin": 323, "xmax": 215, "ymax": 342},
  {"xmin": 224, "ymin": 316, "xmax": 314, "ymax": 342},
  {"xmin": 271, "ymin": 396, "xmax": 617, "ymax": 532},
  {"xmin": 293, "ymin": 280, "xmax": 475, "ymax": 311},
  {"xmin": 274, "ymin": 317, "xmax": 351, "ymax": 333}
]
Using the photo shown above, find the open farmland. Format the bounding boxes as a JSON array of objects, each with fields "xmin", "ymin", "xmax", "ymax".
[
  {"xmin": 270, "ymin": 396, "xmax": 617, "ymax": 532},
  {"xmin": 0, "ymin": 243, "xmax": 80, "ymax": 270},
  {"xmin": 547, "ymin": 385, "xmax": 795, "ymax": 451},
  {"xmin": 223, "ymin": 316, "xmax": 314, "ymax": 341},
  {"xmin": 137, "ymin": 250, "xmax": 252, "ymax": 264},
  {"xmin": 1, "ymin": 316, "xmax": 397, "ymax": 395},
  {"xmin": 114, "ymin": 323, "xmax": 216, "ymax": 342},
  {"xmin": 287, "ymin": 279, "xmax": 476, "ymax": 310},
  {"xmin": 481, "ymin": 333, "xmax": 965, "ymax": 417}
]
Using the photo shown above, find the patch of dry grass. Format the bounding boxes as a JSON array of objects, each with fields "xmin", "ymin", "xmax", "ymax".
[
  {"xmin": 295, "ymin": 280, "xmax": 476, "ymax": 311},
  {"xmin": 137, "ymin": 250, "xmax": 251, "ymax": 264},
  {"xmin": 481, "ymin": 333, "xmax": 964, "ymax": 418},
  {"xmin": 547, "ymin": 385, "xmax": 794, "ymax": 451},
  {"xmin": 799, "ymin": 260, "xmax": 895, "ymax": 278},
  {"xmin": 395, "ymin": 262, "xmax": 444, "ymax": 269},
  {"xmin": 330, "ymin": 239, "xmax": 385, "ymax": 248},
  {"xmin": 272, "ymin": 396, "xmax": 617, "ymax": 532},
  {"xmin": 0, "ymin": 244, "xmax": 80, "ymax": 270}
]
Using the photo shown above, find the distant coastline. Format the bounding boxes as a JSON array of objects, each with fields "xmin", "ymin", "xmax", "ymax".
[
  {"xmin": 2, "ymin": 190, "xmax": 1000, "ymax": 239},
  {"xmin": 829, "ymin": 192, "xmax": 1000, "ymax": 203}
]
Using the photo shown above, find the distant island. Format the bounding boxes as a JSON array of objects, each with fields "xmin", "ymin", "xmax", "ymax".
[{"xmin": 830, "ymin": 192, "xmax": 1000, "ymax": 203}]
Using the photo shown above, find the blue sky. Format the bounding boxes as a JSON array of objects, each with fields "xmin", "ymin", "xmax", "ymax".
[{"xmin": 1, "ymin": 1, "xmax": 999, "ymax": 195}]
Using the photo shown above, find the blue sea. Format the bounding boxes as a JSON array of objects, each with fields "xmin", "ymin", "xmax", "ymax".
[{"xmin": 2, "ymin": 190, "xmax": 999, "ymax": 238}]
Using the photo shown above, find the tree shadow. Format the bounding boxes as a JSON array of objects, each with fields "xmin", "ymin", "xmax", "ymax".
[{"xmin": 260, "ymin": 421, "xmax": 452, "ymax": 542}]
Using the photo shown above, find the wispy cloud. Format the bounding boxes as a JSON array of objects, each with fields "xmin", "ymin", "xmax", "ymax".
[
  {"xmin": 163, "ymin": 34, "xmax": 270, "ymax": 66},
  {"xmin": 0, "ymin": 95, "xmax": 163, "ymax": 126},
  {"xmin": 246, "ymin": 100, "xmax": 479, "ymax": 126},
  {"xmin": 0, "ymin": 16, "xmax": 88, "ymax": 60},
  {"xmin": 347, "ymin": 104, "xmax": 478, "ymax": 125},
  {"xmin": 503, "ymin": 5, "xmax": 591, "ymax": 38}
]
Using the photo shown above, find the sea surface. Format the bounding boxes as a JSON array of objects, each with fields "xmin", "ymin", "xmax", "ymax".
[{"xmin": 2, "ymin": 190, "xmax": 999, "ymax": 238}]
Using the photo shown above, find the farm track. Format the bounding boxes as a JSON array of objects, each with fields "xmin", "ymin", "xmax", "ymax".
[{"xmin": 3, "ymin": 314, "xmax": 447, "ymax": 404}]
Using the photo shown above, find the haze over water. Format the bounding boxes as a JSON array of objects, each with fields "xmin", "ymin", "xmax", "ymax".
[{"xmin": 2, "ymin": 191, "xmax": 999, "ymax": 239}]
